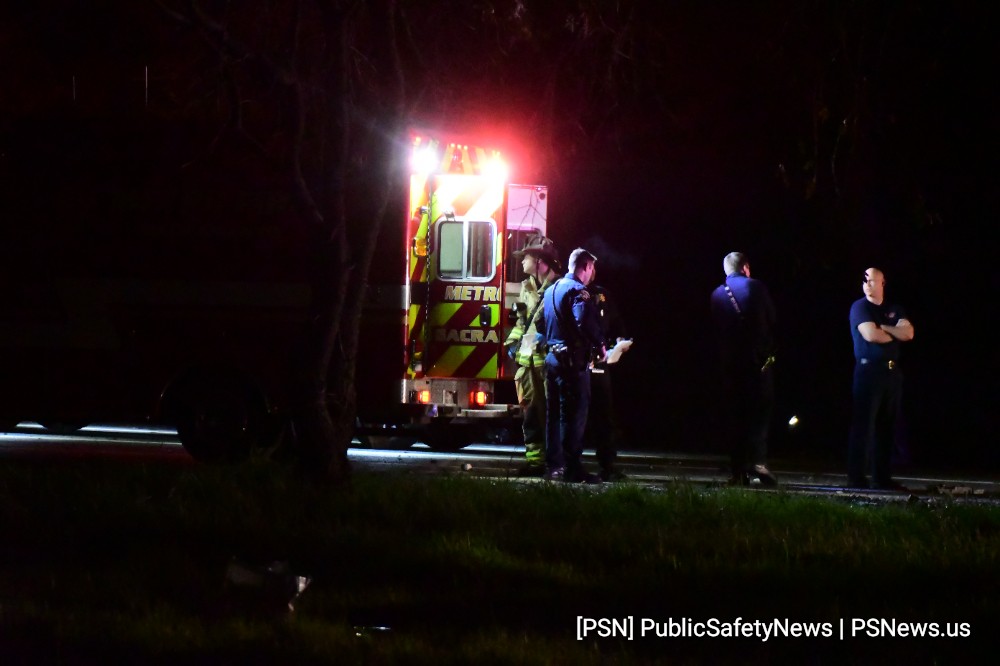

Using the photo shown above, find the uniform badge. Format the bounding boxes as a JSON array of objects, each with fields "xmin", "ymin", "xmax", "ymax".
[{"xmin": 597, "ymin": 293, "xmax": 606, "ymax": 303}]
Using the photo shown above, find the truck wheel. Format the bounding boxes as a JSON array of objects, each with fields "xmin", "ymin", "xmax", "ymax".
[
  {"xmin": 169, "ymin": 374, "xmax": 263, "ymax": 463},
  {"xmin": 364, "ymin": 436, "xmax": 416, "ymax": 450},
  {"xmin": 39, "ymin": 421, "xmax": 90, "ymax": 434},
  {"xmin": 420, "ymin": 425, "xmax": 472, "ymax": 452}
]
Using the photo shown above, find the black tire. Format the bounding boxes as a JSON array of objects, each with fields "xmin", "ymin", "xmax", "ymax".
[
  {"xmin": 365, "ymin": 435, "xmax": 416, "ymax": 451},
  {"xmin": 169, "ymin": 373, "xmax": 264, "ymax": 463},
  {"xmin": 39, "ymin": 421, "xmax": 90, "ymax": 435},
  {"xmin": 420, "ymin": 423, "xmax": 473, "ymax": 452}
]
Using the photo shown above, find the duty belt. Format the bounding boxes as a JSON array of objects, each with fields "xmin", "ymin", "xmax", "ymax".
[{"xmin": 859, "ymin": 358, "xmax": 897, "ymax": 370}]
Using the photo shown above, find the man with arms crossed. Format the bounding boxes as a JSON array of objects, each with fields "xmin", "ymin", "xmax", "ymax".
[{"xmin": 848, "ymin": 267, "xmax": 915, "ymax": 490}]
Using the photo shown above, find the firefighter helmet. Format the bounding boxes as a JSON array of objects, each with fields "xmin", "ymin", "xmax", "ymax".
[{"xmin": 513, "ymin": 234, "xmax": 559, "ymax": 266}]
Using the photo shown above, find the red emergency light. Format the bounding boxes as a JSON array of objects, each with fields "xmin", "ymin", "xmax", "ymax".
[{"xmin": 482, "ymin": 154, "xmax": 509, "ymax": 183}]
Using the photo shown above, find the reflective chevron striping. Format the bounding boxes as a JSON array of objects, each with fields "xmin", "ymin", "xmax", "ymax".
[
  {"xmin": 429, "ymin": 302, "xmax": 463, "ymax": 327},
  {"xmin": 455, "ymin": 349, "xmax": 499, "ymax": 379},
  {"xmin": 406, "ymin": 135, "xmax": 507, "ymax": 384},
  {"xmin": 407, "ymin": 304, "xmax": 423, "ymax": 335},
  {"xmin": 465, "ymin": 186, "xmax": 505, "ymax": 221},
  {"xmin": 429, "ymin": 344, "xmax": 477, "ymax": 376}
]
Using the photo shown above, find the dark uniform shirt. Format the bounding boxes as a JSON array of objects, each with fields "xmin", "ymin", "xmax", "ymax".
[
  {"xmin": 710, "ymin": 274, "xmax": 776, "ymax": 371},
  {"xmin": 544, "ymin": 273, "xmax": 604, "ymax": 366},
  {"xmin": 589, "ymin": 285, "xmax": 627, "ymax": 367},
  {"xmin": 849, "ymin": 297, "xmax": 907, "ymax": 362}
]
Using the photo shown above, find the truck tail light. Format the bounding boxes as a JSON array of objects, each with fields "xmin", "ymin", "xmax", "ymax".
[
  {"xmin": 470, "ymin": 390, "xmax": 491, "ymax": 407},
  {"xmin": 409, "ymin": 389, "xmax": 431, "ymax": 404}
]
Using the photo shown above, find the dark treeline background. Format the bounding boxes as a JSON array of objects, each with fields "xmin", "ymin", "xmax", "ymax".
[{"xmin": 1, "ymin": 1, "xmax": 994, "ymax": 470}]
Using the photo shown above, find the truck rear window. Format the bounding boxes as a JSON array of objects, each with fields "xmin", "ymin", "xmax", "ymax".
[{"xmin": 438, "ymin": 219, "xmax": 496, "ymax": 281}]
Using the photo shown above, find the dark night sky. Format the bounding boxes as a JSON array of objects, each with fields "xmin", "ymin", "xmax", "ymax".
[
  {"xmin": 477, "ymin": 4, "xmax": 996, "ymax": 459},
  {"xmin": 1, "ymin": 1, "xmax": 995, "ymax": 470},
  {"xmin": 531, "ymin": 2, "xmax": 997, "ymax": 469}
]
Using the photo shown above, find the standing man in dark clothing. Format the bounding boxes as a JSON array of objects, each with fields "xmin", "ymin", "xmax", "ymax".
[
  {"xmin": 543, "ymin": 248, "xmax": 607, "ymax": 484},
  {"xmin": 710, "ymin": 252, "xmax": 778, "ymax": 486},
  {"xmin": 847, "ymin": 267, "xmax": 915, "ymax": 490},
  {"xmin": 585, "ymin": 278, "xmax": 631, "ymax": 481}
]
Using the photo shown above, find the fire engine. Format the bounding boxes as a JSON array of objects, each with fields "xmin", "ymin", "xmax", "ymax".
[
  {"xmin": 355, "ymin": 130, "xmax": 549, "ymax": 450},
  {"xmin": 0, "ymin": 127, "xmax": 545, "ymax": 458}
]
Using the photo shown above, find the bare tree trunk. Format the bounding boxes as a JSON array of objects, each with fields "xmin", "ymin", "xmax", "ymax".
[
  {"xmin": 289, "ymin": 2, "xmax": 354, "ymax": 483},
  {"xmin": 297, "ymin": 0, "xmax": 405, "ymax": 482},
  {"xmin": 290, "ymin": 235, "xmax": 351, "ymax": 482},
  {"xmin": 161, "ymin": 1, "xmax": 402, "ymax": 481},
  {"xmin": 326, "ymin": 129, "xmax": 401, "ymax": 470}
]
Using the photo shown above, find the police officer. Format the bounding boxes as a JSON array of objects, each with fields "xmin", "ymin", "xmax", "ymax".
[
  {"xmin": 710, "ymin": 252, "xmax": 778, "ymax": 486},
  {"xmin": 504, "ymin": 234, "xmax": 560, "ymax": 476},
  {"xmin": 585, "ymin": 276, "xmax": 631, "ymax": 481},
  {"xmin": 542, "ymin": 248, "xmax": 606, "ymax": 483},
  {"xmin": 847, "ymin": 267, "xmax": 915, "ymax": 490}
]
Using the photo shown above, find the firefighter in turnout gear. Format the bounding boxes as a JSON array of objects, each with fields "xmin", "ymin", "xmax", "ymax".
[{"xmin": 505, "ymin": 235, "xmax": 561, "ymax": 475}]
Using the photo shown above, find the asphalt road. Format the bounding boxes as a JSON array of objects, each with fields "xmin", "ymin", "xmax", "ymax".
[{"xmin": 2, "ymin": 423, "xmax": 997, "ymax": 504}]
